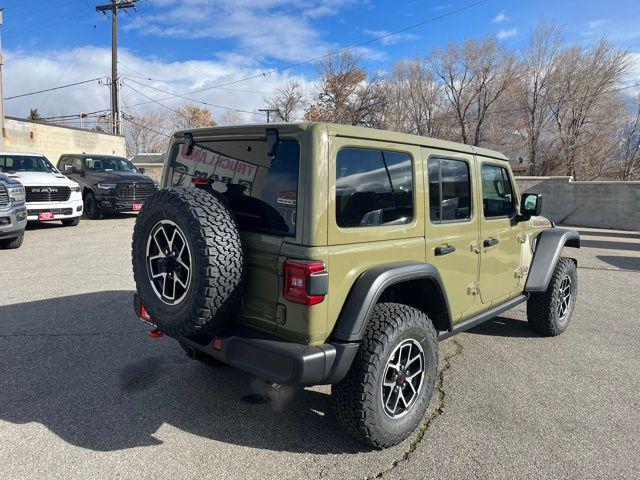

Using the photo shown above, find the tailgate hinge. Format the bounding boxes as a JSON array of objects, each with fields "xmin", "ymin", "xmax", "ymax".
[{"xmin": 467, "ymin": 282, "xmax": 480, "ymax": 296}]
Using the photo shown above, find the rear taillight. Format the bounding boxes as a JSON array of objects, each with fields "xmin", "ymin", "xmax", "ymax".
[{"xmin": 283, "ymin": 260, "xmax": 327, "ymax": 306}]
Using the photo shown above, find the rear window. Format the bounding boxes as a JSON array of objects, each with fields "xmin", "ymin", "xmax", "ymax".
[
  {"xmin": 335, "ymin": 148, "xmax": 413, "ymax": 228},
  {"xmin": 168, "ymin": 139, "xmax": 300, "ymax": 236}
]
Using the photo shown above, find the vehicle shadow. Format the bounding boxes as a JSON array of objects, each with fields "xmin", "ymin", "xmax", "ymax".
[
  {"xmin": 596, "ymin": 255, "xmax": 640, "ymax": 271},
  {"xmin": 466, "ymin": 315, "xmax": 541, "ymax": 338},
  {"xmin": 0, "ymin": 291, "xmax": 365, "ymax": 454}
]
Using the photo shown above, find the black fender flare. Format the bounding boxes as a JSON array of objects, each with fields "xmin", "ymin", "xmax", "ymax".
[
  {"xmin": 331, "ymin": 262, "xmax": 452, "ymax": 342},
  {"xmin": 525, "ymin": 228, "xmax": 580, "ymax": 292}
]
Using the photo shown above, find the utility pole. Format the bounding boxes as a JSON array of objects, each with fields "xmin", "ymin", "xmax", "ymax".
[
  {"xmin": 258, "ymin": 108, "xmax": 280, "ymax": 123},
  {"xmin": 0, "ymin": 8, "xmax": 5, "ymax": 146},
  {"xmin": 96, "ymin": 0, "xmax": 138, "ymax": 136}
]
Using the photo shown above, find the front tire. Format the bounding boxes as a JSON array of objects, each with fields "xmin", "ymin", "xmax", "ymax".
[
  {"xmin": 332, "ymin": 303, "xmax": 438, "ymax": 449},
  {"xmin": 62, "ymin": 217, "xmax": 81, "ymax": 227},
  {"xmin": 527, "ymin": 257, "xmax": 577, "ymax": 336},
  {"xmin": 0, "ymin": 233, "xmax": 24, "ymax": 249},
  {"xmin": 84, "ymin": 191, "xmax": 101, "ymax": 219}
]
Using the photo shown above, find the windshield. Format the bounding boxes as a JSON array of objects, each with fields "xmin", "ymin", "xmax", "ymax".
[
  {"xmin": 85, "ymin": 156, "xmax": 136, "ymax": 172},
  {"xmin": 0, "ymin": 155, "xmax": 57, "ymax": 173}
]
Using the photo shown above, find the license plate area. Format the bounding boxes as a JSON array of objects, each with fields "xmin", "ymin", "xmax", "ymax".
[
  {"xmin": 132, "ymin": 203, "xmax": 143, "ymax": 211},
  {"xmin": 38, "ymin": 212, "xmax": 55, "ymax": 221}
]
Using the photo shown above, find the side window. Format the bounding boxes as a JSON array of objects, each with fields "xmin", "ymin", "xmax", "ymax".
[
  {"xmin": 58, "ymin": 157, "xmax": 70, "ymax": 171},
  {"xmin": 73, "ymin": 158, "xmax": 84, "ymax": 171},
  {"xmin": 336, "ymin": 147, "xmax": 413, "ymax": 228},
  {"xmin": 428, "ymin": 157, "xmax": 472, "ymax": 222},
  {"xmin": 481, "ymin": 164, "xmax": 516, "ymax": 218}
]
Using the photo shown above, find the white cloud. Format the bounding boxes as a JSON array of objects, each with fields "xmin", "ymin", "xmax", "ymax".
[
  {"xmin": 123, "ymin": 0, "xmax": 369, "ymax": 62},
  {"xmin": 492, "ymin": 10, "xmax": 509, "ymax": 24},
  {"xmin": 362, "ymin": 29, "xmax": 420, "ymax": 46},
  {"xmin": 497, "ymin": 28, "xmax": 519, "ymax": 40},
  {"xmin": 588, "ymin": 19, "xmax": 608, "ymax": 29},
  {"xmin": 3, "ymin": 46, "xmax": 316, "ymax": 125}
]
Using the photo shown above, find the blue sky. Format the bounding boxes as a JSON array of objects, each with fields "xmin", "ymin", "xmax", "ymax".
[{"xmin": 2, "ymin": 0, "xmax": 639, "ymax": 123}]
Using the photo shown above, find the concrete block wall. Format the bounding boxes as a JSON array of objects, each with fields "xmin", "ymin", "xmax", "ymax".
[
  {"xmin": 516, "ymin": 177, "xmax": 640, "ymax": 231},
  {"xmin": 3, "ymin": 117, "xmax": 126, "ymax": 164}
]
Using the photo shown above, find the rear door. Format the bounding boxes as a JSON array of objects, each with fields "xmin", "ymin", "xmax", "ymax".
[
  {"xmin": 424, "ymin": 151, "xmax": 480, "ymax": 322},
  {"xmin": 165, "ymin": 137, "xmax": 302, "ymax": 332},
  {"xmin": 477, "ymin": 160, "xmax": 522, "ymax": 303}
]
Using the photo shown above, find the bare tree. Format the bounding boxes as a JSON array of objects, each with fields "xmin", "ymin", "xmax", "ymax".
[
  {"xmin": 125, "ymin": 109, "xmax": 170, "ymax": 156},
  {"xmin": 550, "ymin": 40, "xmax": 630, "ymax": 179},
  {"xmin": 305, "ymin": 50, "xmax": 386, "ymax": 127},
  {"xmin": 384, "ymin": 58, "xmax": 448, "ymax": 138},
  {"xmin": 510, "ymin": 22, "xmax": 564, "ymax": 175},
  {"xmin": 430, "ymin": 38, "xmax": 516, "ymax": 146},
  {"xmin": 218, "ymin": 110, "xmax": 246, "ymax": 126},
  {"xmin": 264, "ymin": 81, "xmax": 306, "ymax": 122},
  {"xmin": 617, "ymin": 91, "xmax": 640, "ymax": 180},
  {"xmin": 172, "ymin": 103, "xmax": 217, "ymax": 131}
]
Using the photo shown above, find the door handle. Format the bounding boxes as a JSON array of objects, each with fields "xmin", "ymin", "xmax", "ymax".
[
  {"xmin": 484, "ymin": 237, "xmax": 499, "ymax": 247},
  {"xmin": 435, "ymin": 244, "xmax": 456, "ymax": 256}
]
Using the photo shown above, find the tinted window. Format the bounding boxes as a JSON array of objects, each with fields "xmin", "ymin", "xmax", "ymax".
[
  {"xmin": 428, "ymin": 157, "xmax": 471, "ymax": 222},
  {"xmin": 336, "ymin": 148, "xmax": 413, "ymax": 228},
  {"xmin": 482, "ymin": 164, "xmax": 515, "ymax": 218},
  {"xmin": 85, "ymin": 156, "xmax": 135, "ymax": 171},
  {"xmin": 169, "ymin": 139, "xmax": 300, "ymax": 236},
  {"xmin": 0, "ymin": 155, "xmax": 57, "ymax": 173}
]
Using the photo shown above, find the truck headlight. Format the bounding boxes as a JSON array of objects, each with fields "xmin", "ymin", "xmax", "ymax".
[
  {"xmin": 153, "ymin": 181, "xmax": 159, "ymax": 188},
  {"xmin": 8, "ymin": 186, "xmax": 26, "ymax": 203},
  {"xmin": 97, "ymin": 183, "xmax": 117, "ymax": 190},
  {"xmin": 71, "ymin": 186, "xmax": 81, "ymax": 193}
]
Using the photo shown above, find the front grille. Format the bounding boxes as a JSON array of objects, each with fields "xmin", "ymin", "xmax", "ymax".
[
  {"xmin": 115, "ymin": 182, "xmax": 157, "ymax": 202},
  {"xmin": 25, "ymin": 186, "xmax": 71, "ymax": 203},
  {"xmin": 0, "ymin": 184, "xmax": 8, "ymax": 207},
  {"xmin": 28, "ymin": 208, "xmax": 73, "ymax": 215}
]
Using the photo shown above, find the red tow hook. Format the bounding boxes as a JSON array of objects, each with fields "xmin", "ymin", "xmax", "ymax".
[{"xmin": 149, "ymin": 329, "xmax": 164, "ymax": 338}]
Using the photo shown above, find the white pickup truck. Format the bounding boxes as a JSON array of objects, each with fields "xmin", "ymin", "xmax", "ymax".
[{"xmin": 0, "ymin": 152, "xmax": 83, "ymax": 226}]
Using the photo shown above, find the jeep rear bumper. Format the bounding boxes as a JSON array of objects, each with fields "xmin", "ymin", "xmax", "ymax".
[{"xmin": 133, "ymin": 294, "xmax": 358, "ymax": 386}]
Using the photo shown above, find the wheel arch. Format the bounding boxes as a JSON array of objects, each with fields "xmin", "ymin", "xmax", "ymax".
[
  {"xmin": 331, "ymin": 263, "xmax": 452, "ymax": 342},
  {"xmin": 525, "ymin": 228, "xmax": 580, "ymax": 292}
]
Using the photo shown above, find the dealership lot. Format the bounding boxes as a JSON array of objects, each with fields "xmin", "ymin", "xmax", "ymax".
[{"xmin": 1, "ymin": 218, "xmax": 639, "ymax": 480}]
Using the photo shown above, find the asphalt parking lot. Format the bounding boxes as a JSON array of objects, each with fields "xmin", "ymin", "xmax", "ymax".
[{"xmin": 1, "ymin": 217, "xmax": 639, "ymax": 480}]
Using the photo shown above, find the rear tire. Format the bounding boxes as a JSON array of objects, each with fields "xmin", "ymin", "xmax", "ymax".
[
  {"xmin": 332, "ymin": 303, "xmax": 438, "ymax": 449},
  {"xmin": 132, "ymin": 187, "xmax": 245, "ymax": 337},
  {"xmin": 527, "ymin": 257, "xmax": 577, "ymax": 336},
  {"xmin": 62, "ymin": 217, "xmax": 81, "ymax": 227},
  {"xmin": 0, "ymin": 233, "xmax": 24, "ymax": 249}
]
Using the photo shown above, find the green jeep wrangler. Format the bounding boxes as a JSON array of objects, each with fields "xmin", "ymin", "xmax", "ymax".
[{"xmin": 131, "ymin": 123, "xmax": 579, "ymax": 448}]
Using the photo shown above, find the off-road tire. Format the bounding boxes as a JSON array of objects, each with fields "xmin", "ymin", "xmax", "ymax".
[
  {"xmin": 179, "ymin": 342, "xmax": 226, "ymax": 367},
  {"xmin": 62, "ymin": 217, "xmax": 81, "ymax": 227},
  {"xmin": 84, "ymin": 191, "xmax": 101, "ymax": 219},
  {"xmin": 332, "ymin": 303, "xmax": 438, "ymax": 449},
  {"xmin": 527, "ymin": 257, "xmax": 577, "ymax": 336},
  {"xmin": 0, "ymin": 233, "xmax": 24, "ymax": 249},
  {"xmin": 132, "ymin": 187, "xmax": 245, "ymax": 337}
]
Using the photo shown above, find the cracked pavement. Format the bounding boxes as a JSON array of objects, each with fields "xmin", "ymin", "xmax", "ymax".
[{"xmin": 1, "ymin": 219, "xmax": 639, "ymax": 479}]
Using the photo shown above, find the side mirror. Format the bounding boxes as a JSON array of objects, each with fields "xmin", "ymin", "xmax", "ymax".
[
  {"xmin": 519, "ymin": 192, "xmax": 542, "ymax": 219},
  {"xmin": 138, "ymin": 167, "xmax": 146, "ymax": 174}
]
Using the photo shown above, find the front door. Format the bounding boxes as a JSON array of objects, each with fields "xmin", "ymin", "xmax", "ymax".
[
  {"xmin": 424, "ymin": 150, "xmax": 480, "ymax": 322},
  {"xmin": 477, "ymin": 160, "xmax": 522, "ymax": 304}
]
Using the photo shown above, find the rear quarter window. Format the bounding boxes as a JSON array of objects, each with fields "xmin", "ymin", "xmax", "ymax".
[
  {"xmin": 335, "ymin": 147, "xmax": 413, "ymax": 228},
  {"xmin": 168, "ymin": 139, "xmax": 300, "ymax": 236}
]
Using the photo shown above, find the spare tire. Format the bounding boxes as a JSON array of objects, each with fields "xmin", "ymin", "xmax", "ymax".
[{"xmin": 132, "ymin": 187, "xmax": 245, "ymax": 336}]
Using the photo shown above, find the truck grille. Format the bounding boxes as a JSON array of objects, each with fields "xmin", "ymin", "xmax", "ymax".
[
  {"xmin": 0, "ymin": 184, "xmax": 8, "ymax": 207},
  {"xmin": 25, "ymin": 186, "xmax": 71, "ymax": 203},
  {"xmin": 115, "ymin": 182, "xmax": 157, "ymax": 202}
]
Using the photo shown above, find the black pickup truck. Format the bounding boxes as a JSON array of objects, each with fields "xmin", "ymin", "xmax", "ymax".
[{"xmin": 57, "ymin": 154, "xmax": 158, "ymax": 219}]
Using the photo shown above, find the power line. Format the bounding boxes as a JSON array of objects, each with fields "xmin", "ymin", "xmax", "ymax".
[
  {"xmin": 3, "ymin": 77, "xmax": 105, "ymax": 100},
  {"xmin": 124, "ymin": 77, "xmax": 262, "ymax": 115}
]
